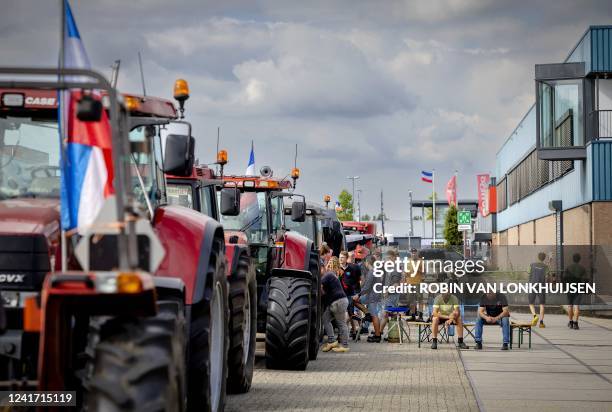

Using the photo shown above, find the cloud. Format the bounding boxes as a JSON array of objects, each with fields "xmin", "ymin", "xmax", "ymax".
[{"xmin": 1, "ymin": 0, "xmax": 612, "ymax": 218}]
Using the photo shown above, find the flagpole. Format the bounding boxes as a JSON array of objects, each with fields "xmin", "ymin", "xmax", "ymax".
[
  {"xmin": 60, "ymin": 0, "xmax": 68, "ymax": 272},
  {"xmin": 432, "ymin": 169, "xmax": 436, "ymax": 246}
]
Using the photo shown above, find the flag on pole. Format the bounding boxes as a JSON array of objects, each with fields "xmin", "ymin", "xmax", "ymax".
[
  {"xmin": 246, "ymin": 141, "xmax": 255, "ymax": 176},
  {"xmin": 446, "ymin": 175, "xmax": 457, "ymax": 207},
  {"xmin": 59, "ymin": 0, "xmax": 114, "ymax": 232},
  {"xmin": 421, "ymin": 170, "xmax": 433, "ymax": 183}
]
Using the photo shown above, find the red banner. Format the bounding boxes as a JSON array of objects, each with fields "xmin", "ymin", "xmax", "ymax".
[
  {"xmin": 446, "ymin": 175, "xmax": 456, "ymax": 207},
  {"xmin": 477, "ymin": 174, "xmax": 490, "ymax": 217}
]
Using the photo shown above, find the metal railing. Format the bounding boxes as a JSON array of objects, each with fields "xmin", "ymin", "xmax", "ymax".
[{"xmin": 590, "ymin": 110, "xmax": 612, "ymax": 139}]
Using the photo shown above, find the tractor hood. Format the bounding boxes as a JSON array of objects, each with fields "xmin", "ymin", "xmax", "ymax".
[{"xmin": 0, "ymin": 198, "xmax": 61, "ymax": 237}]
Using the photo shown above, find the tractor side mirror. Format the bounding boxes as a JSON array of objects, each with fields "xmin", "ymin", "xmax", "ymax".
[
  {"xmin": 76, "ymin": 95, "xmax": 102, "ymax": 122},
  {"xmin": 163, "ymin": 134, "xmax": 194, "ymax": 176},
  {"xmin": 291, "ymin": 201, "xmax": 306, "ymax": 222},
  {"xmin": 220, "ymin": 187, "xmax": 241, "ymax": 216}
]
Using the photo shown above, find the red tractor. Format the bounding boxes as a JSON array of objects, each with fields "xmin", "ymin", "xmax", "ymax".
[
  {"xmin": 0, "ymin": 68, "xmax": 228, "ymax": 411},
  {"xmin": 166, "ymin": 165, "xmax": 257, "ymax": 394},
  {"xmin": 218, "ymin": 171, "xmax": 321, "ymax": 370}
]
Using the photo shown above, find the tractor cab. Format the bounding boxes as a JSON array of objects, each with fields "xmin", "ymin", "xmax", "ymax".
[
  {"xmin": 282, "ymin": 202, "xmax": 348, "ymax": 258},
  {"xmin": 219, "ymin": 173, "xmax": 303, "ymax": 281}
]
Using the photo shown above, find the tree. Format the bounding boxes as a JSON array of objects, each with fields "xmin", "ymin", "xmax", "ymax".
[
  {"xmin": 336, "ymin": 189, "xmax": 353, "ymax": 221},
  {"xmin": 425, "ymin": 192, "xmax": 438, "ymax": 221},
  {"xmin": 443, "ymin": 204, "xmax": 462, "ymax": 246},
  {"xmin": 374, "ymin": 213, "xmax": 388, "ymax": 221},
  {"xmin": 361, "ymin": 214, "xmax": 371, "ymax": 221}
]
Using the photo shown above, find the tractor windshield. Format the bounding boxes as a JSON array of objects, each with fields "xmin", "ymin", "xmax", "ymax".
[
  {"xmin": 219, "ymin": 191, "xmax": 269, "ymax": 243},
  {"xmin": 285, "ymin": 213, "xmax": 316, "ymax": 241},
  {"xmin": 0, "ymin": 117, "xmax": 60, "ymax": 199}
]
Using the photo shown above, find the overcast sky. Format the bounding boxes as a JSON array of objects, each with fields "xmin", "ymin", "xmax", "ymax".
[{"xmin": 2, "ymin": 0, "xmax": 611, "ymax": 218}]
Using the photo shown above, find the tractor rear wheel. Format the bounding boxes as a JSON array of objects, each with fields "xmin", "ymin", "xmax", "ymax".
[
  {"xmin": 187, "ymin": 239, "xmax": 229, "ymax": 412},
  {"xmin": 227, "ymin": 253, "xmax": 257, "ymax": 394},
  {"xmin": 265, "ymin": 276, "xmax": 312, "ymax": 370},
  {"xmin": 308, "ymin": 251, "xmax": 322, "ymax": 360},
  {"xmin": 85, "ymin": 302, "xmax": 186, "ymax": 412}
]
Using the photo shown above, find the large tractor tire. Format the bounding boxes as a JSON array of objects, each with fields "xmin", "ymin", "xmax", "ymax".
[
  {"xmin": 187, "ymin": 238, "xmax": 229, "ymax": 412},
  {"xmin": 227, "ymin": 253, "xmax": 257, "ymax": 394},
  {"xmin": 85, "ymin": 300, "xmax": 187, "ymax": 412},
  {"xmin": 308, "ymin": 251, "xmax": 322, "ymax": 360},
  {"xmin": 265, "ymin": 276, "xmax": 312, "ymax": 370}
]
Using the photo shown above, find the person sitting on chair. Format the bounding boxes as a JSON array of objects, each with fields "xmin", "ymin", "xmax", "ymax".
[
  {"xmin": 431, "ymin": 292, "xmax": 469, "ymax": 349},
  {"xmin": 474, "ymin": 291, "xmax": 510, "ymax": 351}
]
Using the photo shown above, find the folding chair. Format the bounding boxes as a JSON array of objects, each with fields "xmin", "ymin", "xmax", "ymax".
[
  {"xmin": 384, "ymin": 306, "xmax": 410, "ymax": 344},
  {"xmin": 461, "ymin": 304, "xmax": 479, "ymax": 342}
]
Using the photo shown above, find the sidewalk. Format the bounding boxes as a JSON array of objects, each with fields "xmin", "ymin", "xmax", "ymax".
[
  {"xmin": 227, "ymin": 332, "xmax": 478, "ymax": 412},
  {"xmin": 459, "ymin": 313, "xmax": 612, "ymax": 411}
]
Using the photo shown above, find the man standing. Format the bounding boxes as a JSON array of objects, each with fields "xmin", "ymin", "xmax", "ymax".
[
  {"xmin": 474, "ymin": 291, "xmax": 510, "ymax": 350},
  {"xmin": 339, "ymin": 251, "xmax": 362, "ymax": 338},
  {"xmin": 565, "ymin": 253, "xmax": 588, "ymax": 330},
  {"xmin": 528, "ymin": 252, "xmax": 549, "ymax": 328},
  {"xmin": 430, "ymin": 292, "xmax": 469, "ymax": 349}
]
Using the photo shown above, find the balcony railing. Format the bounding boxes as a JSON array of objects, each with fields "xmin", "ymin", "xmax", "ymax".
[{"xmin": 590, "ymin": 110, "xmax": 612, "ymax": 139}]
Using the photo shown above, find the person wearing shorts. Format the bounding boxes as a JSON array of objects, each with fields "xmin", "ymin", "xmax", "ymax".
[
  {"xmin": 528, "ymin": 252, "xmax": 549, "ymax": 328},
  {"xmin": 430, "ymin": 292, "xmax": 468, "ymax": 349},
  {"xmin": 354, "ymin": 255, "xmax": 383, "ymax": 342},
  {"xmin": 565, "ymin": 253, "xmax": 587, "ymax": 330},
  {"xmin": 378, "ymin": 250, "xmax": 403, "ymax": 337}
]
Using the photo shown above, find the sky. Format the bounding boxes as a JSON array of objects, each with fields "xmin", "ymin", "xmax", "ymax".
[{"xmin": 2, "ymin": 0, "xmax": 612, "ymax": 218}]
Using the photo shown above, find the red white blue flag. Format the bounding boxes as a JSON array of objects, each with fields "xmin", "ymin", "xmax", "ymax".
[
  {"xmin": 59, "ymin": 0, "xmax": 114, "ymax": 231},
  {"xmin": 421, "ymin": 170, "xmax": 433, "ymax": 183}
]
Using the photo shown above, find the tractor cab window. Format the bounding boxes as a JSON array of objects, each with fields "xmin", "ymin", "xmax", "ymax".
[
  {"xmin": 284, "ymin": 211, "xmax": 315, "ymax": 242},
  {"xmin": 219, "ymin": 191, "xmax": 269, "ymax": 244},
  {"xmin": 0, "ymin": 117, "xmax": 60, "ymax": 199},
  {"xmin": 270, "ymin": 195, "xmax": 284, "ymax": 233},
  {"xmin": 167, "ymin": 183, "xmax": 193, "ymax": 208},
  {"xmin": 199, "ymin": 185, "xmax": 215, "ymax": 218},
  {"xmin": 129, "ymin": 126, "xmax": 162, "ymax": 211}
]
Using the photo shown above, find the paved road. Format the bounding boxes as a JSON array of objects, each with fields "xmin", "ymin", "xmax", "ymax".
[
  {"xmin": 460, "ymin": 314, "xmax": 612, "ymax": 412},
  {"xmin": 227, "ymin": 331, "xmax": 478, "ymax": 412},
  {"xmin": 227, "ymin": 314, "xmax": 612, "ymax": 412}
]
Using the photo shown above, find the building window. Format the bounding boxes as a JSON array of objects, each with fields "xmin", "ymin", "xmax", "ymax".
[
  {"xmin": 497, "ymin": 177, "xmax": 507, "ymax": 211},
  {"xmin": 538, "ymin": 79, "xmax": 584, "ymax": 149}
]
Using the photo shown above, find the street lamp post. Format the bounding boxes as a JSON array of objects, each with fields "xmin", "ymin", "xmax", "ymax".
[
  {"xmin": 408, "ymin": 190, "xmax": 413, "ymax": 249},
  {"xmin": 347, "ymin": 175, "xmax": 360, "ymax": 220},
  {"xmin": 357, "ymin": 189, "xmax": 362, "ymax": 222}
]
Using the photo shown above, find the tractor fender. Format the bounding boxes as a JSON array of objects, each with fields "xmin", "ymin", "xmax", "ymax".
[
  {"xmin": 282, "ymin": 231, "xmax": 313, "ymax": 271},
  {"xmin": 225, "ymin": 243, "xmax": 249, "ymax": 280},
  {"xmin": 154, "ymin": 205, "xmax": 224, "ymax": 305},
  {"xmin": 152, "ymin": 276, "xmax": 186, "ymax": 303}
]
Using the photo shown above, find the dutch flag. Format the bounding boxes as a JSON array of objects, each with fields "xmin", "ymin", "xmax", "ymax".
[
  {"xmin": 59, "ymin": 0, "xmax": 114, "ymax": 232},
  {"xmin": 421, "ymin": 170, "xmax": 433, "ymax": 183},
  {"xmin": 245, "ymin": 141, "xmax": 255, "ymax": 176}
]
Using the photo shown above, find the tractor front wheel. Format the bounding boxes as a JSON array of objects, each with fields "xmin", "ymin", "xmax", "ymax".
[
  {"xmin": 187, "ymin": 239, "xmax": 229, "ymax": 412},
  {"xmin": 85, "ymin": 302, "xmax": 186, "ymax": 412}
]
